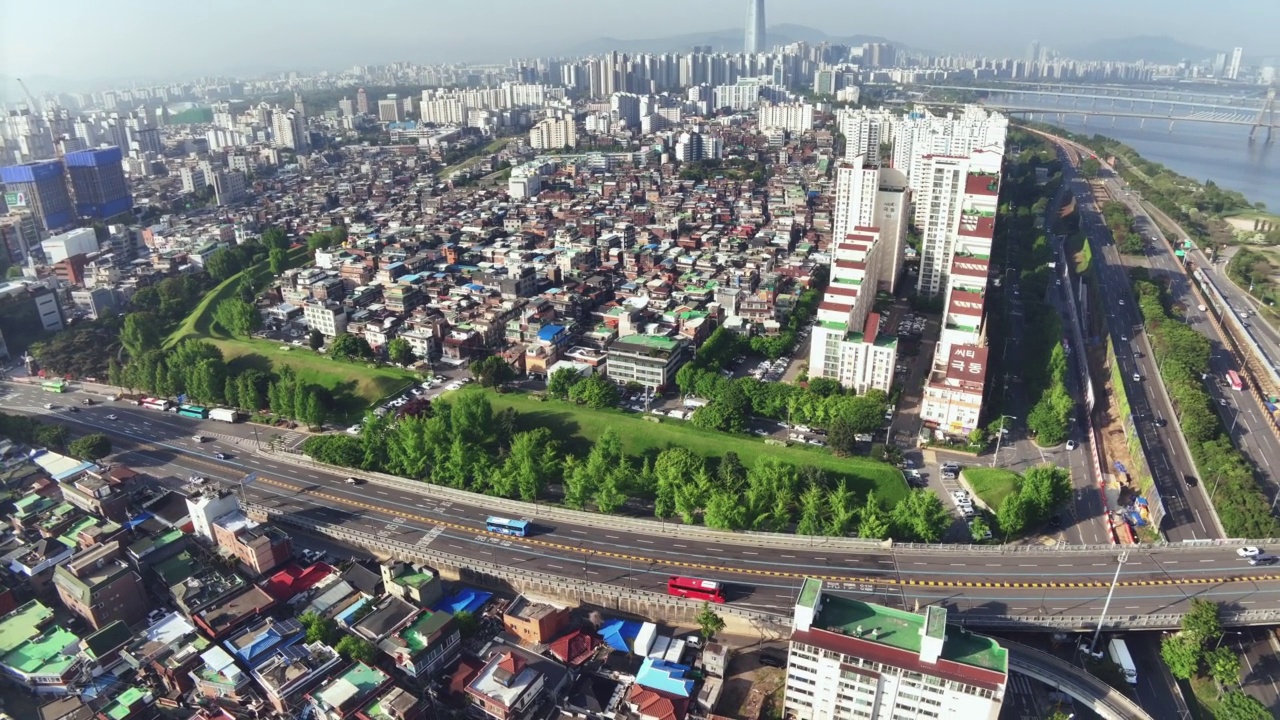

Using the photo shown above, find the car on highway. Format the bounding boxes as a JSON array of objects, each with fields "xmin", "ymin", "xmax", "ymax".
[
  {"xmin": 215, "ymin": 452, "xmax": 229, "ymax": 460},
  {"xmin": 1132, "ymin": 373, "xmax": 1141, "ymax": 382},
  {"xmin": 1184, "ymin": 475, "xmax": 1197, "ymax": 487},
  {"xmin": 1237, "ymin": 546, "xmax": 1263, "ymax": 558},
  {"xmin": 1119, "ymin": 299, "xmax": 1125, "ymax": 306},
  {"xmin": 1249, "ymin": 555, "xmax": 1278, "ymax": 566},
  {"xmin": 192, "ymin": 435, "xmax": 206, "ymax": 442},
  {"xmin": 105, "ymin": 414, "xmax": 118, "ymax": 420},
  {"xmin": 1154, "ymin": 416, "xmax": 1166, "ymax": 427},
  {"xmin": 1065, "ymin": 440, "xmax": 1077, "ymax": 451},
  {"xmin": 345, "ymin": 477, "xmax": 362, "ymax": 485},
  {"xmin": 43, "ymin": 403, "xmax": 54, "ymax": 409},
  {"xmin": 68, "ymin": 406, "xmax": 79, "ymax": 413},
  {"xmin": 1120, "ymin": 334, "xmax": 1127, "ymax": 342},
  {"xmin": 81, "ymin": 398, "xmax": 94, "ymax": 405}
]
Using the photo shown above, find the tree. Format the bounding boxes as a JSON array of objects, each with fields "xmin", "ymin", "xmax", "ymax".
[
  {"xmin": 503, "ymin": 429, "xmax": 559, "ymax": 502},
  {"xmin": 335, "ymin": 635, "xmax": 377, "ymax": 664},
  {"xmin": 69, "ymin": 433, "xmax": 112, "ymax": 461},
  {"xmin": 205, "ymin": 248, "xmax": 243, "ymax": 282},
  {"xmin": 453, "ymin": 610, "xmax": 480, "ymax": 638},
  {"xmin": 1181, "ymin": 599, "xmax": 1222, "ymax": 647},
  {"xmin": 299, "ymin": 611, "xmax": 336, "ymax": 644},
  {"xmin": 695, "ymin": 603, "xmax": 726, "ymax": 641},
  {"xmin": 716, "ymin": 452, "xmax": 748, "ymax": 492},
  {"xmin": 33, "ymin": 423, "xmax": 70, "ymax": 450},
  {"xmin": 856, "ymin": 492, "xmax": 892, "ymax": 539},
  {"xmin": 260, "ymin": 227, "xmax": 289, "ymax": 251},
  {"xmin": 330, "ymin": 332, "xmax": 373, "ymax": 362},
  {"xmin": 842, "ymin": 396, "xmax": 886, "ymax": 435},
  {"xmin": 997, "ymin": 490, "xmax": 1031, "ymax": 537},
  {"xmin": 969, "ymin": 516, "xmax": 991, "ymax": 542},
  {"xmin": 547, "ymin": 367, "xmax": 582, "ymax": 399},
  {"xmin": 1080, "ymin": 157, "xmax": 1101, "ymax": 178},
  {"xmin": 1160, "ymin": 633, "xmax": 1201, "ymax": 680},
  {"xmin": 120, "ymin": 312, "xmax": 162, "ymax": 358},
  {"xmin": 268, "ymin": 247, "xmax": 288, "ymax": 275},
  {"xmin": 1204, "ymin": 645, "xmax": 1241, "ymax": 688},
  {"xmin": 386, "ymin": 337, "xmax": 414, "ymax": 366},
  {"xmin": 470, "ymin": 355, "xmax": 515, "ymax": 388},
  {"xmin": 1216, "ymin": 690, "xmax": 1272, "ymax": 720},
  {"xmin": 890, "ymin": 490, "xmax": 951, "ymax": 543},
  {"xmin": 569, "ymin": 374, "xmax": 620, "ymax": 409},
  {"xmin": 308, "ymin": 329, "xmax": 324, "ymax": 351},
  {"xmin": 213, "ymin": 298, "xmax": 260, "ymax": 337},
  {"xmin": 796, "ymin": 482, "xmax": 827, "ymax": 536},
  {"xmin": 828, "ymin": 415, "xmax": 857, "ymax": 456}
]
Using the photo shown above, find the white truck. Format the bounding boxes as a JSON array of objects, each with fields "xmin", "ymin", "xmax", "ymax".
[
  {"xmin": 1107, "ymin": 638, "xmax": 1138, "ymax": 685},
  {"xmin": 209, "ymin": 408, "xmax": 242, "ymax": 423}
]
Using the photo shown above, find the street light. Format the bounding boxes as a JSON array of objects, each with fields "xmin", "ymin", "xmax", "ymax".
[
  {"xmin": 991, "ymin": 415, "xmax": 1016, "ymax": 468},
  {"xmin": 1089, "ymin": 551, "xmax": 1129, "ymax": 656}
]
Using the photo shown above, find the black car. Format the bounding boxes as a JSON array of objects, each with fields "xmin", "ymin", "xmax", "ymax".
[
  {"xmin": 759, "ymin": 654, "xmax": 786, "ymax": 668},
  {"xmin": 1154, "ymin": 417, "xmax": 1167, "ymax": 427},
  {"xmin": 1184, "ymin": 475, "xmax": 1198, "ymax": 487},
  {"xmin": 215, "ymin": 452, "xmax": 229, "ymax": 460},
  {"xmin": 68, "ymin": 407, "xmax": 79, "ymax": 413}
]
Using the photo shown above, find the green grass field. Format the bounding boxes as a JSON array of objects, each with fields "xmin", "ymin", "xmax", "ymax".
[
  {"xmin": 165, "ymin": 247, "xmax": 416, "ymax": 419},
  {"xmin": 454, "ymin": 387, "xmax": 909, "ymax": 503},
  {"xmin": 963, "ymin": 468, "xmax": 1020, "ymax": 511}
]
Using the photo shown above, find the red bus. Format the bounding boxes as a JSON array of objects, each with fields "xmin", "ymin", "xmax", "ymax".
[
  {"xmin": 667, "ymin": 576, "xmax": 725, "ymax": 603},
  {"xmin": 1227, "ymin": 370, "xmax": 1243, "ymax": 391}
]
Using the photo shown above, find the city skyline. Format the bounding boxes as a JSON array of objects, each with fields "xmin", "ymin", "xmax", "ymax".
[{"xmin": 2, "ymin": 0, "xmax": 1277, "ymax": 83}]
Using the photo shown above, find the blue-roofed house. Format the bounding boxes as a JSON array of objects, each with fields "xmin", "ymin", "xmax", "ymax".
[
  {"xmin": 536, "ymin": 324, "xmax": 571, "ymax": 348},
  {"xmin": 635, "ymin": 658, "xmax": 695, "ymax": 697},
  {"xmin": 225, "ymin": 616, "xmax": 303, "ymax": 667},
  {"xmin": 599, "ymin": 619, "xmax": 642, "ymax": 653}
]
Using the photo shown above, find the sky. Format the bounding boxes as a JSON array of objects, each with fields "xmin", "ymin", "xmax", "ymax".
[{"xmin": 2, "ymin": 0, "xmax": 1277, "ymax": 84}]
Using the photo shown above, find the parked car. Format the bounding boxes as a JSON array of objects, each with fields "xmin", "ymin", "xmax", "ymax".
[{"xmin": 758, "ymin": 654, "xmax": 786, "ymax": 668}]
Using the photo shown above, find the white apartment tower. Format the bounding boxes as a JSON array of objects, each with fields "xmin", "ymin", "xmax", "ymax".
[
  {"xmin": 784, "ymin": 578, "xmax": 1007, "ymax": 720},
  {"xmin": 529, "ymin": 117, "xmax": 577, "ymax": 150},
  {"xmin": 839, "ymin": 108, "xmax": 897, "ymax": 163},
  {"xmin": 1227, "ymin": 47, "xmax": 1244, "ymax": 80},
  {"xmin": 758, "ymin": 102, "xmax": 815, "ymax": 133},
  {"xmin": 808, "ymin": 155, "xmax": 909, "ymax": 394}
]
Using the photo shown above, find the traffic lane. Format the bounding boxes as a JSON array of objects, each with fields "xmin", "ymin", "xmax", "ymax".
[
  {"xmin": 1127, "ymin": 633, "xmax": 1196, "ymax": 720},
  {"xmin": 898, "ymin": 580, "xmax": 1280, "ymax": 619},
  {"xmin": 1234, "ymin": 629, "xmax": 1280, "ymax": 712}
]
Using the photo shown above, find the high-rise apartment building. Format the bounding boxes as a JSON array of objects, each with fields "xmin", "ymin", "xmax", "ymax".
[
  {"xmin": 378, "ymin": 95, "xmax": 403, "ymax": 123},
  {"xmin": 745, "ymin": 0, "xmax": 766, "ymax": 54},
  {"xmin": 356, "ymin": 87, "xmax": 369, "ymax": 115},
  {"xmin": 0, "ymin": 211, "xmax": 44, "ymax": 265},
  {"xmin": 0, "ymin": 159, "xmax": 73, "ymax": 233},
  {"xmin": 528, "ymin": 117, "xmax": 577, "ymax": 150},
  {"xmin": 1227, "ymin": 47, "xmax": 1244, "ymax": 80},
  {"xmin": 808, "ymin": 154, "xmax": 909, "ymax": 394},
  {"xmin": 758, "ymin": 102, "xmax": 815, "ymax": 133},
  {"xmin": 64, "ymin": 146, "xmax": 133, "ymax": 220},
  {"xmin": 784, "ymin": 578, "xmax": 1007, "ymax": 720}
]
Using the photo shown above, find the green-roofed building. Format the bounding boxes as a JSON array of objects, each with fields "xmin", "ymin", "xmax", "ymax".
[
  {"xmin": 0, "ymin": 601, "xmax": 82, "ymax": 692},
  {"xmin": 308, "ymin": 662, "xmax": 391, "ymax": 720},
  {"xmin": 98, "ymin": 687, "xmax": 152, "ymax": 720},
  {"xmin": 785, "ymin": 578, "xmax": 1007, "ymax": 720},
  {"xmin": 605, "ymin": 333, "xmax": 691, "ymax": 390}
]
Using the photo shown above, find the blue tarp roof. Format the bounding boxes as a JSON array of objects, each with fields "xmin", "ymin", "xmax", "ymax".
[
  {"xmin": 433, "ymin": 588, "xmax": 492, "ymax": 615},
  {"xmin": 123, "ymin": 512, "xmax": 152, "ymax": 530},
  {"xmin": 599, "ymin": 619, "xmax": 642, "ymax": 652},
  {"xmin": 537, "ymin": 324, "xmax": 566, "ymax": 341},
  {"xmin": 636, "ymin": 658, "xmax": 694, "ymax": 697},
  {"xmin": 335, "ymin": 597, "xmax": 371, "ymax": 627},
  {"xmin": 466, "ymin": 283, "xmax": 485, "ymax": 291}
]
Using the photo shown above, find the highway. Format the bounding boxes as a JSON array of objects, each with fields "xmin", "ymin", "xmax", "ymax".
[
  {"xmin": 1074, "ymin": 152, "xmax": 1280, "ymax": 508},
  {"xmin": 8, "ymin": 379, "xmax": 1280, "ymax": 628}
]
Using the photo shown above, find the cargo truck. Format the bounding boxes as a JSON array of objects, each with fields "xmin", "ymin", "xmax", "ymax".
[
  {"xmin": 1107, "ymin": 638, "xmax": 1138, "ymax": 685},
  {"xmin": 208, "ymin": 408, "xmax": 242, "ymax": 423}
]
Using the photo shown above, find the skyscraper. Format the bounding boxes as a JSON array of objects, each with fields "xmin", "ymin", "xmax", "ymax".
[
  {"xmin": 744, "ymin": 0, "xmax": 766, "ymax": 54},
  {"xmin": 1228, "ymin": 47, "xmax": 1244, "ymax": 80},
  {"xmin": 64, "ymin": 147, "xmax": 133, "ymax": 221}
]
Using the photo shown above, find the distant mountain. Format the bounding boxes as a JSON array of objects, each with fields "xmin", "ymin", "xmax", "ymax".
[
  {"xmin": 568, "ymin": 24, "xmax": 896, "ymax": 56},
  {"xmin": 1064, "ymin": 36, "xmax": 1215, "ymax": 65}
]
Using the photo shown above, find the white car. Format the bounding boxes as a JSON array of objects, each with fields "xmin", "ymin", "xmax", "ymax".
[
  {"xmin": 1237, "ymin": 546, "xmax": 1263, "ymax": 558},
  {"xmin": 1065, "ymin": 440, "xmax": 1077, "ymax": 451},
  {"xmin": 192, "ymin": 435, "xmax": 205, "ymax": 442},
  {"xmin": 106, "ymin": 414, "xmax": 118, "ymax": 420},
  {"xmin": 43, "ymin": 403, "xmax": 54, "ymax": 409},
  {"xmin": 1133, "ymin": 373, "xmax": 1141, "ymax": 382}
]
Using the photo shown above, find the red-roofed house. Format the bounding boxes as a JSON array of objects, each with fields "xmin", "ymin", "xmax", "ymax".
[
  {"xmin": 547, "ymin": 630, "xmax": 597, "ymax": 667},
  {"xmin": 264, "ymin": 563, "xmax": 334, "ymax": 603},
  {"xmin": 629, "ymin": 685, "xmax": 688, "ymax": 720}
]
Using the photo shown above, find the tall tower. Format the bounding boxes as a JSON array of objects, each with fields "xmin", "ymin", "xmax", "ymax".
[
  {"xmin": 1227, "ymin": 47, "xmax": 1244, "ymax": 80},
  {"xmin": 745, "ymin": 0, "xmax": 766, "ymax": 54}
]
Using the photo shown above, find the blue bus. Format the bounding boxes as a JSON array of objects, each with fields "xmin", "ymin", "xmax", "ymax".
[{"xmin": 486, "ymin": 517, "xmax": 532, "ymax": 537}]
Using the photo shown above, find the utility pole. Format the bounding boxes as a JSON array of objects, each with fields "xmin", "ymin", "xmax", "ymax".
[
  {"xmin": 991, "ymin": 415, "xmax": 1015, "ymax": 468},
  {"xmin": 1089, "ymin": 551, "xmax": 1129, "ymax": 655}
]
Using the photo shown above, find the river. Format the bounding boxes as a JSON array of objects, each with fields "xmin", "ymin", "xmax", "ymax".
[{"xmin": 998, "ymin": 97, "xmax": 1280, "ymax": 212}]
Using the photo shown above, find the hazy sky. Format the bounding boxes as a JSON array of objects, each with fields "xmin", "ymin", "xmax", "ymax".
[{"xmin": 3, "ymin": 0, "xmax": 1277, "ymax": 83}]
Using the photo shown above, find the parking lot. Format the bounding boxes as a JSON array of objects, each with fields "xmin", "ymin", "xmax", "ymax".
[{"xmin": 347, "ymin": 367, "xmax": 471, "ymax": 434}]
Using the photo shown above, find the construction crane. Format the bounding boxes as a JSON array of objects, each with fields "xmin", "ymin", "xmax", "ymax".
[{"xmin": 15, "ymin": 77, "xmax": 40, "ymax": 112}]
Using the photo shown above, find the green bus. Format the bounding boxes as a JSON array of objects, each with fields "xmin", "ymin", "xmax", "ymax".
[{"xmin": 41, "ymin": 380, "xmax": 68, "ymax": 393}]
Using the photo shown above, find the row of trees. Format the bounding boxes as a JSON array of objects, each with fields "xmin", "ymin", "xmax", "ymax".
[
  {"xmin": 1101, "ymin": 200, "xmax": 1146, "ymax": 255},
  {"xmin": 301, "ymin": 393, "xmax": 948, "ymax": 541},
  {"xmin": 1130, "ymin": 276, "xmax": 1280, "ymax": 537},
  {"xmin": 0, "ymin": 413, "xmax": 112, "ymax": 460},
  {"xmin": 1159, "ymin": 600, "xmax": 1271, "ymax": 719},
  {"xmin": 547, "ymin": 370, "xmax": 620, "ymax": 409},
  {"xmin": 109, "ymin": 336, "xmax": 332, "ymax": 427}
]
